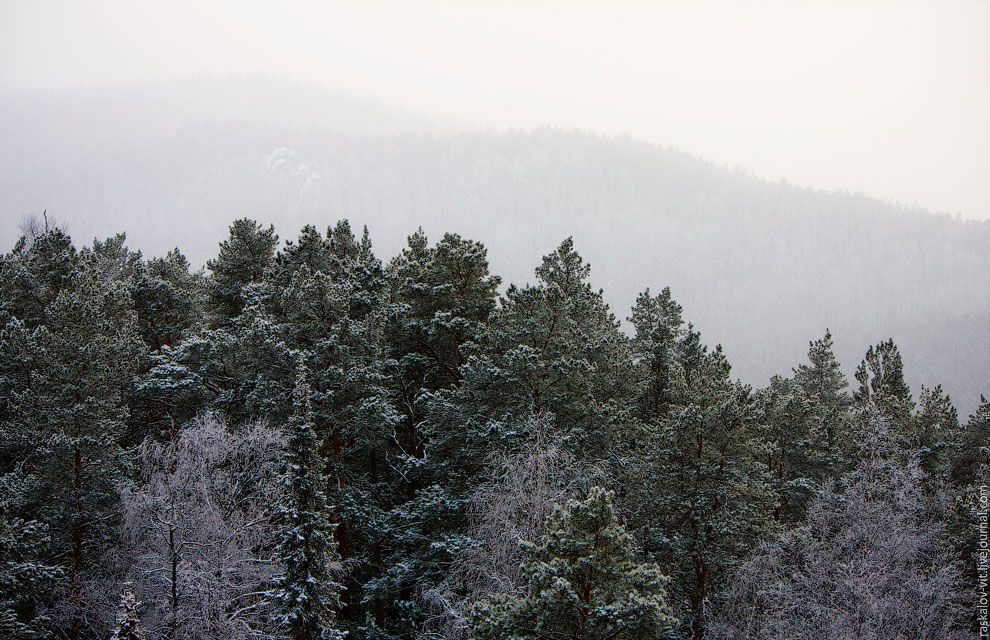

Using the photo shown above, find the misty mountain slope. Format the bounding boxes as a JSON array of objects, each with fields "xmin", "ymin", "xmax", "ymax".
[{"xmin": 0, "ymin": 83, "xmax": 986, "ymax": 414}]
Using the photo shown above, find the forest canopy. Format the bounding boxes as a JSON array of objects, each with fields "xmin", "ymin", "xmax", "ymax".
[{"xmin": 0, "ymin": 217, "xmax": 985, "ymax": 640}]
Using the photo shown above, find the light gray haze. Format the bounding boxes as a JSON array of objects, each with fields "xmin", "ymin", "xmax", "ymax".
[
  {"xmin": 0, "ymin": 1, "xmax": 987, "ymax": 413},
  {"xmin": 2, "ymin": 0, "xmax": 988, "ymax": 220}
]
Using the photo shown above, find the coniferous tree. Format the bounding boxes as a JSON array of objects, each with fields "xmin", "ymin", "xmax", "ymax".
[
  {"xmin": 624, "ymin": 287, "xmax": 774, "ymax": 638},
  {"xmin": 361, "ymin": 230, "xmax": 500, "ymax": 635},
  {"xmin": 426, "ymin": 237, "xmax": 636, "ymax": 487},
  {"xmin": 137, "ymin": 220, "xmax": 279, "ymax": 428},
  {"xmin": 912, "ymin": 384, "xmax": 960, "ymax": 477},
  {"xmin": 754, "ymin": 331, "xmax": 854, "ymax": 523},
  {"xmin": 0, "ymin": 494, "xmax": 61, "ymax": 640},
  {"xmin": 0, "ymin": 227, "xmax": 79, "ymax": 329},
  {"xmin": 470, "ymin": 487, "xmax": 677, "ymax": 640},
  {"xmin": 629, "ymin": 287, "xmax": 685, "ymax": 422},
  {"xmin": 206, "ymin": 218, "xmax": 277, "ymax": 327},
  {"xmin": 2, "ymin": 215, "xmax": 981, "ymax": 640},
  {"xmin": 945, "ymin": 396, "xmax": 990, "ymax": 618},
  {"xmin": 367, "ymin": 238, "xmax": 636, "ymax": 636},
  {"xmin": 485, "ymin": 237, "xmax": 636, "ymax": 457},
  {"xmin": 792, "ymin": 329, "xmax": 852, "ymax": 461},
  {"xmin": 130, "ymin": 249, "xmax": 203, "ymax": 354},
  {"xmin": 234, "ymin": 221, "xmax": 384, "ymax": 421},
  {"xmin": 270, "ymin": 224, "xmax": 335, "ymax": 290},
  {"xmin": 0, "ymin": 228, "xmax": 81, "ymax": 485},
  {"xmin": 134, "ymin": 221, "xmax": 392, "ymax": 633},
  {"xmin": 124, "ymin": 248, "xmax": 206, "ymax": 443},
  {"xmin": 233, "ymin": 221, "xmax": 392, "ymax": 632},
  {"xmin": 626, "ymin": 307, "xmax": 773, "ymax": 638},
  {"xmin": 271, "ymin": 366, "xmax": 345, "ymax": 640},
  {"xmin": 1, "ymin": 233, "xmax": 144, "ymax": 638},
  {"xmin": 383, "ymin": 229, "xmax": 500, "ymax": 460},
  {"xmin": 133, "ymin": 328, "xmax": 236, "ymax": 431},
  {"xmin": 854, "ymin": 338, "xmax": 914, "ymax": 429},
  {"xmin": 755, "ymin": 375, "xmax": 821, "ymax": 523},
  {"xmin": 273, "ymin": 223, "xmax": 392, "ymax": 632},
  {"xmin": 81, "ymin": 233, "xmax": 142, "ymax": 288},
  {"xmin": 950, "ymin": 395, "xmax": 989, "ymax": 488}
]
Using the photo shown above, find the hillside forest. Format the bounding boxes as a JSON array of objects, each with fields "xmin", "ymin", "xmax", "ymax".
[
  {"xmin": 0, "ymin": 216, "xmax": 986, "ymax": 640},
  {"xmin": 2, "ymin": 84, "xmax": 987, "ymax": 418}
]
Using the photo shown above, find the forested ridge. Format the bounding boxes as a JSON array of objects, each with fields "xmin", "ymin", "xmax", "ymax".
[
  {"xmin": 0, "ymin": 216, "xmax": 984, "ymax": 639},
  {"xmin": 2, "ymin": 80, "xmax": 987, "ymax": 416}
]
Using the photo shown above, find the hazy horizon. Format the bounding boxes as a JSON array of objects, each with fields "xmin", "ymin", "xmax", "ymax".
[
  {"xmin": 0, "ymin": 2, "xmax": 986, "ymax": 413},
  {"xmin": 2, "ymin": 0, "xmax": 987, "ymax": 220}
]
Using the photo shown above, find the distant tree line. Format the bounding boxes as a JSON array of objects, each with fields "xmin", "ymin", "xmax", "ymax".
[{"xmin": 0, "ymin": 217, "xmax": 984, "ymax": 639}]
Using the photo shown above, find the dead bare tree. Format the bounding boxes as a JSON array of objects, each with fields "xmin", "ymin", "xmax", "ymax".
[{"xmin": 17, "ymin": 210, "xmax": 62, "ymax": 245}]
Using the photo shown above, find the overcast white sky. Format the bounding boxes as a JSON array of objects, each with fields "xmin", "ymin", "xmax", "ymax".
[{"xmin": 1, "ymin": 0, "xmax": 987, "ymax": 219}]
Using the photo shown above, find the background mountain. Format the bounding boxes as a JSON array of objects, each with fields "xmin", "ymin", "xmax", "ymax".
[{"xmin": 1, "ymin": 77, "xmax": 986, "ymax": 414}]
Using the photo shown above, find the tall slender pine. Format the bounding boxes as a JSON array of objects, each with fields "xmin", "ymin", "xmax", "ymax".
[{"xmin": 272, "ymin": 365, "xmax": 345, "ymax": 640}]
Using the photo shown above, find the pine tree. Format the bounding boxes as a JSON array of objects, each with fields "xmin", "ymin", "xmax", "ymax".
[
  {"xmin": 755, "ymin": 375, "xmax": 821, "ymax": 522},
  {"xmin": 470, "ymin": 487, "xmax": 677, "ymax": 640},
  {"xmin": 755, "ymin": 331, "xmax": 854, "ymax": 523},
  {"xmin": 0, "ymin": 234, "xmax": 144, "ymax": 638},
  {"xmin": 429, "ymin": 237, "xmax": 636, "ymax": 469},
  {"xmin": 945, "ymin": 396, "xmax": 990, "ymax": 624},
  {"xmin": 0, "ymin": 494, "xmax": 61, "ymax": 640},
  {"xmin": 423, "ymin": 414, "xmax": 605, "ymax": 638},
  {"xmin": 130, "ymin": 248, "xmax": 203, "ymax": 354},
  {"xmin": 629, "ymin": 336, "xmax": 773, "ymax": 639},
  {"xmin": 383, "ymin": 229, "xmax": 500, "ymax": 458},
  {"xmin": 623, "ymin": 287, "xmax": 774, "ymax": 638},
  {"xmin": 125, "ymin": 248, "xmax": 206, "ymax": 443},
  {"xmin": 7, "ymin": 215, "xmax": 978, "ymax": 640},
  {"xmin": 360, "ymin": 230, "xmax": 500, "ymax": 635},
  {"xmin": 629, "ymin": 287, "xmax": 686, "ymax": 422},
  {"xmin": 137, "ymin": 221, "xmax": 392, "ymax": 633},
  {"xmin": 367, "ymin": 238, "xmax": 637, "ymax": 636},
  {"xmin": 217, "ymin": 220, "xmax": 386, "ymax": 424},
  {"xmin": 136, "ymin": 220, "xmax": 279, "ymax": 428},
  {"xmin": 0, "ymin": 227, "xmax": 79, "ymax": 329},
  {"xmin": 792, "ymin": 329, "xmax": 852, "ymax": 460},
  {"xmin": 271, "ymin": 224, "xmax": 335, "ymax": 291},
  {"xmin": 109, "ymin": 584, "xmax": 146, "ymax": 640},
  {"xmin": 132, "ymin": 327, "xmax": 236, "ymax": 431},
  {"xmin": 854, "ymin": 338, "xmax": 914, "ymax": 428},
  {"xmin": 912, "ymin": 384, "xmax": 960, "ymax": 477},
  {"xmin": 272, "ymin": 366, "xmax": 345, "ymax": 640},
  {"xmin": 140, "ymin": 219, "xmax": 279, "ymax": 432},
  {"xmin": 234, "ymin": 222, "xmax": 392, "ymax": 630},
  {"xmin": 271, "ymin": 222, "xmax": 389, "ymax": 632},
  {"xmin": 206, "ymin": 218, "xmax": 278, "ymax": 327},
  {"xmin": 81, "ymin": 233, "xmax": 142, "ymax": 288},
  {"xmin": 950, "ymin": 395, "xmax": 989, "ymax": 488}
]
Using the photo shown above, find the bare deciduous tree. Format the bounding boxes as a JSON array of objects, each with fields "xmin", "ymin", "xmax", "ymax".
[
  {"xmin": 708, "ymin": 414, "xmax": 969, "ymax": 640},
  {"xmin": 120, "ymin": 415, "xmax": 285, "ymax": 640},
  {"xmin": 17, "ymin": 210, "xmax": 62, "ymax": 245}
]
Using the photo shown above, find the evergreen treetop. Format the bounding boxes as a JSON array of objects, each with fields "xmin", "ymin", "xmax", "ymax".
[{"xmin": 470, "ymin": 487, "xmax": 678, "ymax": 640}]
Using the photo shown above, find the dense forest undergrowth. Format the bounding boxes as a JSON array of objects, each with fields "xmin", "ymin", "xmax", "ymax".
[{"xmin": 0, "ymin": 217, "xmax": 985, "ymax": 639}]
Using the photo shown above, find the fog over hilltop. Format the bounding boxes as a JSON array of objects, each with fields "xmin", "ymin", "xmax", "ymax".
[{"xmin": 1, "ymin": 78, "xmax": 987, "ymax": 414}]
